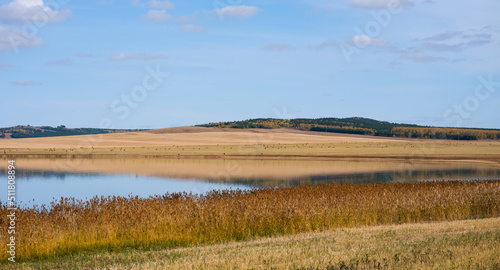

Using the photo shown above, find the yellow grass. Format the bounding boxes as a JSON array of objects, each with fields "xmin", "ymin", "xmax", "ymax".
[
  {"xmin": 1, "ymin": 180, "xmax": 499, "ymax": 263},
  {"xmin": 3, "ymin": 217, "xmax": 499, "ymax": 269}
]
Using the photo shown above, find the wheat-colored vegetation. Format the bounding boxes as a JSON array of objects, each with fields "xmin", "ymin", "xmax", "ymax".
[
  {"xmin": 2, "ymin": 141, "xmax": 500, "ymax": 159},
  {"xmin": 0, "ymin": 127, "xmax": 399, "ymax": 150},
  {"xmin": 4, "ymin": 217, "xmax": 498, "ymax": 269},
  {"xmin": 1, "ymin": 180, "xmax": 499, "ymax": 264}
]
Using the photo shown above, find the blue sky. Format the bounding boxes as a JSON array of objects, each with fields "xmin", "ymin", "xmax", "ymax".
[{"xmin": 0, "ymin": 0, "xmax": 499, "ymax": 129}]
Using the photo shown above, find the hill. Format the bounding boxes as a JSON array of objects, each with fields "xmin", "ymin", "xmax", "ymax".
[
  {"xmin": 2, "ymin": 117, "xmax": 499, "ymax": 140},
  {"xmin": 0, "ymin": 125, "xmax": 138, "ymax": 139},
  {"xmin": 198, "ymin": 117, "xmax": 500, "ymax": 140}
]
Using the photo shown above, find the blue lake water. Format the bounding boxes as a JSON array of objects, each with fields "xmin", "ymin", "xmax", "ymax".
[
  {"xmin": 2, "ymin": 172, "xmax": 251, "ymax": 208},
  {"xmin": 1, "ymin": 158, "xmax": 499, "ymax": 208}
]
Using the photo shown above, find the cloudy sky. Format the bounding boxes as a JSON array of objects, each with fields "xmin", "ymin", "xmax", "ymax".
[{"xmin": 1, "ymin": 0, "xmax": 499, "ymax": 129}]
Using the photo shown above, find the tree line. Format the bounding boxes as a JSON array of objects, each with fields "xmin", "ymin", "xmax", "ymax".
[
  {"xmin": 198, "ymin": 117, "xmax": 500, "ymax": 140},
  {"xmin": 0, "ymin": 125, "xmax": 135, "ymax": 139}
]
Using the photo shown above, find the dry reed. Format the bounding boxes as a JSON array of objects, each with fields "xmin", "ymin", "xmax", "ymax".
[{"xmin": 1, "ymin": 180, "xmax": 499, "ymax": 262}]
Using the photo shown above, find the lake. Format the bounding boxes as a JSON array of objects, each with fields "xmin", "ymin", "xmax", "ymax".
[{"xmin": 1, "ymin": 157, "xmax": 499, "ymax": 208}]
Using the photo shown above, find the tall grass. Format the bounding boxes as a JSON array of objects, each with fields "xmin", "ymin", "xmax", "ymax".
[{"xmin": 1, "ymin": 180, "xmax": 499, "ymax": 262}]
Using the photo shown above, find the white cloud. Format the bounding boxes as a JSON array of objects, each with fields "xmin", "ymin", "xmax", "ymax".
[
  {"xmin": 9, "ymin": 79, "xmax": 41, "ymax": 86},
  {"xmin": 0, "ymin": 63, "xmax": 12, "ymax": 68},
  {"xmin": 319, "ymin": 34, "xmax": 452, "ymax": 63},
  {"xmin": 349, "ymin": 0, "xmax": 413, "ymax": 9},
  {"xmin": 0, "ymin": 25, "xmax": 43, "ymax": 51},
  {"xmin": 466, "ymin": 39, "xmax": 492, "ymax": 47},
  {"xmin": 98, "ymin": 0, "xmax": 115, "ymax": 5},
  {"xmin": 420, "ymin": 30, "xmax": 463, "ymax": 42},
  {"xmin": 348, "ymin": 35, "xmax": 389, "ymax": 47},
  {"xmin": 0, "ymin": 0, "xmax": 71, "ymax": 24},
  {"xmin": 423, "ymin": 42, "xmax": 465, "ymax": 52},
  {"xmin": 132, "ymin": 0, "xmax": 174, "ymax": 9},
  {"xmin": 318, "ymin": 36, "xmax": 388, "ymax": 49},
  {"xmin": 143, "ymin": 9, "xmax": 172, "ymax": 22},
  {"xmin": 263, "ymin": 44, "xmax": 290, "ymax": 52},
  {"xmin": 418, "ymin": 27, "xmax": 494, "ymax": 53},
  {"xmin": 401, "ymin": 51, "xmax": 448, "ymax": 63},
  {"xmin": 214, "ymin": 5, "xmax": 259, "ymax": 18},
  {"xmin": 181, "ymin": 24, "xmax": 205, "ymax": 33},
  {"xmin": 109, "ymin": 53, "xmax": 168, "ymax": 61},
  {"xmin": 148, "ymin": 0, "xmax": 174, "ymax": 9}
]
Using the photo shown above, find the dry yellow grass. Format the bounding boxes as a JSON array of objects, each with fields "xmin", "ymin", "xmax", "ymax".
[
  {"xmin": 120, "ymin": 217, "xmax": 500, "ymax": 269},
  {"xmin": 3, "ymin": 217, "xmax": 499, "ymax": 269},
  {"xmin": 1, "ymin": 180, "xmax": 499, "ymax": 263}
]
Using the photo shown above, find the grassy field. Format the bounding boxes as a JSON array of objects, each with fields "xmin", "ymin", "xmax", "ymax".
[
  {"xmin": 3, "ymin": 217, "xmax": 499, "ymax": 269},
  {"xmin": 2, "ymin": 141, "xmax": 500, "ymax": 159},
  {"xmin": 1, "ymin": 180, "xmax": 499, "ymax": 264},
  {"xmin": 2, "ymin": 127, "xmax": 499, "ymax": 161},
  {"xmin": 0, "ymin": 127, "xmax": 398, "ymax": 149}
]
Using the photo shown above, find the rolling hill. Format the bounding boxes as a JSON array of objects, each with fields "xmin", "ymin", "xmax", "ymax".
[{"xmin": 198, "ymin": 117, "xmax": 500, "ymax": 140}]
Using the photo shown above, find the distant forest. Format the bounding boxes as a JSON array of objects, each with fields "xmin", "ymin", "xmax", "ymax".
[
  {"xmin": 2, "ymin": 118, "xmax": 499, "ymax": 140},
  {"xmin": 0, "ymin": 125, "xmax": 136, "ymax": 139},
  {"xmin": 198, "ymin": 117, "xmax": 500, "ymax": 140}
]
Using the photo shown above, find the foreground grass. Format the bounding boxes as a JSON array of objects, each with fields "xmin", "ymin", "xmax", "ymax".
[
  {"xmin": 1, "ymin": 180, "xmax": 499, "ymax": 263},
  {"xmin": 4, "ymin": 217, "xmax": 499, "ymax": 269}
]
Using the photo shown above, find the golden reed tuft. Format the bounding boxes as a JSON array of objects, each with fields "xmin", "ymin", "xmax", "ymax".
[{"xmin": 1, "ymin": 180, "xmax": 499, "ymax": 262}]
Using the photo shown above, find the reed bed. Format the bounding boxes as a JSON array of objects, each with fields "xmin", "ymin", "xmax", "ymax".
[{"xmin": 1, "ymin": 180, "xmax": 499, "ymax": 262}]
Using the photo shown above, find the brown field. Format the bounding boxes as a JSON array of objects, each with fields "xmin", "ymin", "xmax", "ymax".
[
  {"xmin": 0, "ymin": 127, "xmax": 399, "ymax": 149},
  {"xmin": 1, "ymin": 127, "xmax": 500, "ymax": 160}
]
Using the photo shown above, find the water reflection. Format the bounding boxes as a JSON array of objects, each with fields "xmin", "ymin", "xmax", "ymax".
[
  {"xmin": 1, "ymin": 158, "xmax": 499, "ymax": 208},
  {"xmin": 0, "ymin": 171, "xmax": 251, "ymax": 209},
  {"xmin": 228, "ymin": 168, "xmax": 500, "ymax": 186}
]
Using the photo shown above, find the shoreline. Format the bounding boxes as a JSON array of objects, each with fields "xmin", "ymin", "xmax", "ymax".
[
  {"xmin": 5, "ymin": 154, "xmax": 499, "ymax": 184},
  {"xmin": 3, "ymin": 153, "xmax": 500, "ymax": 162}
]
